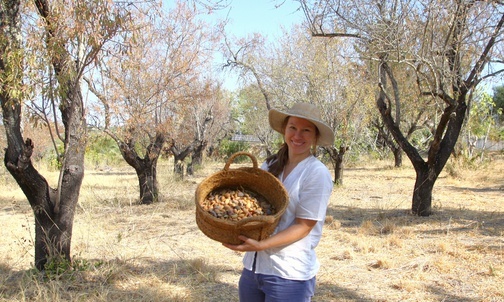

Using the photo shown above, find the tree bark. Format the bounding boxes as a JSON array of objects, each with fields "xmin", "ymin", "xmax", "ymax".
[
  {"xmin": 375, "ymin": 120, "xmax": 403, "ymax": 167},
  {"xmin": 392, "ymin": 147, "xmax": 402, "ymax": 168},
  {"xmin": 3, "ymin": 86, "xmax": 85, "ymax": 271},
  {"xmin": 325, "ymin": 145, "xmax": 348, "ymax": 185},
  {"xmin": 170, "ymin": 139, "xmax": 194, "ymax": 179},
  {"xmin": 334, "ymin": 146, "xmax": 347, "ymax": 185},
  {"xmin": 3, "ymin": 138, "xmax": 80, "ymax": 270},
  {"xmin": 136, "ymin": 165, "xmax": 157, "ymax": 205},
  {"xmin": 116, "ymin": 132, "xmax": 165, "ymax": 205},
  {"xmin": 411, "ymin": 163, "xmax": 434, "ymax": 216},
  {"xmin": 187, "ymin": 140, "xmax": 207, "ymax": 175}
]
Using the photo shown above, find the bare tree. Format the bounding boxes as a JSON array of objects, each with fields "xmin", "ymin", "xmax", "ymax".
[
  {"xmin": 169, "ymin": 80, "xmax": 230, "ymax": 178},
  {"xmin": 187, "ymin": 84, "xmax": 233, "ymax": 173},
  {"xmin": 221, "ymin": 32, "xmax": 280, "ymax": 155},
  {"xmin": 86, "ymin": 4, "xmax": 174, "ymax": 204},
  {"xmin": 1, "ymin": 0, "xmax": 122, "ymax": 270},
  {"xmin": 300, "ymin": 0, "xmax": 504, "ymax": 215},
  {"xmin": 222, "ymin": 33, "xmax": 274, "ymax": 110},
  {"xmin": 87, "ymin": 1, "xmax": 224, "ymax": 196}
]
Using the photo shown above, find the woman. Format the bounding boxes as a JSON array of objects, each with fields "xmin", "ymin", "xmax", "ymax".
[{"xmin": 223, "ymin": 102, "xmax": 335, "ymax": 302}]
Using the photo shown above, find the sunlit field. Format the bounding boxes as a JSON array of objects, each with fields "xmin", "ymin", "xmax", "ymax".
[{"xmin": 0, "ymin": 154, "xmax": 503, "ymax": 302}]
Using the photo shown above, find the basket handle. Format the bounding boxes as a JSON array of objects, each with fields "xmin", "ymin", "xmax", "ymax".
[
  {"xmin": 224, "ymin": 151, "xmax": 258, "ymax": 170},
  {"xmin": 236, "ymin": 214, "xmax": 276, "ymax": 228}
]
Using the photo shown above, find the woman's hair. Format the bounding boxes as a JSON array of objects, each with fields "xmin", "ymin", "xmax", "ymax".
[
  {"xmin": 266, "ymin": 116, "xmax": 320, "ymax": 177},
  {"xmin": 266, "ymin": 143, "xmax": 289, "ymax": 177}
]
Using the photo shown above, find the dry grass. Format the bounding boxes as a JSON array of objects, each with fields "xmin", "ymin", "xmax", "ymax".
[{"xmin": 0, "ymin": 154, "xmax": 503, "ymax": 302}]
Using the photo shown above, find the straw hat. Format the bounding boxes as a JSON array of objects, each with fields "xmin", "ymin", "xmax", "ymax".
[{"xmin": 269, "ymin": 102, "xmax": 335, "ymax": 147}]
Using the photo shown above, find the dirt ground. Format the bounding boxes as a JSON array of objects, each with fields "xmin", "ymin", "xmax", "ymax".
[{"xmin": 0, "ymin": 155, "xmax": 503, "ymax": 301}]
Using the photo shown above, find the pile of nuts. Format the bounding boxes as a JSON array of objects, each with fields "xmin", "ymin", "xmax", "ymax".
[{"xmin": 201, "ymin": 188, "xmax": 276, "ymax": 221}]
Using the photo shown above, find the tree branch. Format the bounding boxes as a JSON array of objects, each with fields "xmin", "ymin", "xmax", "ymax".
[{"xmin": 465, "ymin": 12, "xmax": 504, "ymax": 88}]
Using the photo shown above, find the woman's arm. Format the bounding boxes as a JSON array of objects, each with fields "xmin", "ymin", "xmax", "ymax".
[{"xmin": 222, "ymin": 218, "xmax": 317, "ymax": 252}]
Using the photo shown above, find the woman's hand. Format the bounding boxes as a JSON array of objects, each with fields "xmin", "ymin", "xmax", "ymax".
[
  {"xmin": 222, "ymin": 218, "xmax": 317, "ymax": 252},
  {"xmin": 222, "ymin": 235, "xmax": 264, "ymax": 252}
]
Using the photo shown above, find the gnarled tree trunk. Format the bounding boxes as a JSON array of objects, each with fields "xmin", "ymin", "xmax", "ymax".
[
  {"xmin": 325, "ymin": 145, "xmax": 348, "ymax": 185},
  {"xmin": 170, "ymin": 139, "xmax": 194, "ymax": 179},
  {"xmin": 187, "ymin": 140, "xmax": 207, "ymax": 175},
  {"xmin": 115, "ymin": 132, "xmax": 165, "ymax": 205}
]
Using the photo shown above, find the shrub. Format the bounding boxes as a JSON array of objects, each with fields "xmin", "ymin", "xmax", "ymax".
[{"xmin": 218, "ymin": 138, "xmax": 250, "ymax": 160}]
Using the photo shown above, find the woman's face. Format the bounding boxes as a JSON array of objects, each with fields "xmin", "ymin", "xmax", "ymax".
[{"xmin": 284, "ymin": 116, "xmax": 318, "ymax": 158}]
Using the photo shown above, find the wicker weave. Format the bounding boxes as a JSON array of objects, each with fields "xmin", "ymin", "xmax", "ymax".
[{"xmin": 195, "ymin": 152, "xmax": 289, "ymax": 245}]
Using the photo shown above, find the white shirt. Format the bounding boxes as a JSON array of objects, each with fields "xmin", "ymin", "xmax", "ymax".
[{"xmin": 242, "ymin": 155, "xmax": 333, "ymax": 280}]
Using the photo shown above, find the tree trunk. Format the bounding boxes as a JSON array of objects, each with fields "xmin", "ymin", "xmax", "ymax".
[
  {"xmin": 174, "ymin": 160, "xmax": 185, "ymax": 179},
  {"xmin": 411, "ymin": 163, "xmax": 435, "ymax": 216},
  {"xmin": 187, "ymin": 140, "xmax": 207, "ymax": 175},
  {"xmin": 192, "ymin": 141, "xmax": 206, "ymax": 167},
  {"xmin": 116, "ymin": 132, "xmax": 165, "ymax": 205},
  {"xmin": 374, "ymin": 107, "xmax": 403, "ymax": 167},
  {"xmin": 335, "ymin": 146, "xmax": 348, "ymax": 185},
  {"xmin": 170, "ymin": 139, "xmax": 194, "ymax": 179},
  {"xmin": 393, "ymin": 147, "xmax": 402, "ymax": 168},
  {"xmin": 325, "ymin": 146, "xmax": 348, "ymax": 185},
  {"xmin": 2, "ymin": 85, "xmax": 85, "ymax": 272},
  {"xmin": 136, "ymin": 163, "xmax": 158, "ymax": 205}
]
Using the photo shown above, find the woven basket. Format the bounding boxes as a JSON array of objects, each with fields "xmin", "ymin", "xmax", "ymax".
[{"xmin": 195, "ymin": 152, "xmax": 289, "ymax": 245}]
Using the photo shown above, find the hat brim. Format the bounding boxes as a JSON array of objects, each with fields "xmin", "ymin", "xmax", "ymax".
[{"xmin": 269, "ymin": 109, "xmax": 335, "ymax": 147}]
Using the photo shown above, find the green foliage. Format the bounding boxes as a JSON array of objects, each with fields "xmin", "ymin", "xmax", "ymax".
[
  {"xmin": 43, "ymin": 144, "xmax": 64, "ymax": 171},
  {"xmin": 39, "ymin": 255, "xmax": 93, "ymax": 281},
  {"xmin": 445, "ymin": 154, "xmax": 490, "ymax": 178},
  {"xmin": 492, "ymin": 85, "xmax": 504, "ymax": 119},
  {"xmin": 0, "ymin": 43, "xmax": 29, "ymax": 102},
  {"xmin": 29, "ymin": 132, "xmax": 122, "ymax": 170},
  {"xmin": 218, "ymin": 138, "xmax": 250, "ymax": 160},
  {"xmin": 85, "ymin": 132, "xmax": 122, "ymax": 166},
  {"xmin": 42, "ymin": 256, "xmax": 72, "ymax": 280},
  {"xmin": 408, "ymin": 127, "xmax": 432, "ymax": 151},
  {"xmin": 468, "ymin": 92, "xmax": 501, "ymax": 140}
]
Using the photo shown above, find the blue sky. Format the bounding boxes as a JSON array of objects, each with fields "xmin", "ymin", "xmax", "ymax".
[
  {"xmin": 209, "ymin": 0, "xmax": 305, "ymax": 90},
  {"xmin": 162, "ymin": 1, "xmax": 306, "ymax": 90},
  {"xmin": 220, "ymin": 0, "xmax": 304, "ymax": 39}
]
